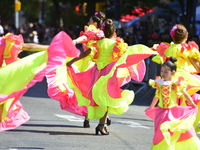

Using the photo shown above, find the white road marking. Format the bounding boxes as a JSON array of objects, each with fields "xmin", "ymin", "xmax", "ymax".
[
  {"xmin": 117, "ymin": 121, "xmax": 150, "ymax": 129},
  {"xmin": 55, "ymin": 114, "xmax": 83, "ymax": 122},
  {"xmin": 55, "ymin": 114, "xmax": 150, "ymax": 129}
]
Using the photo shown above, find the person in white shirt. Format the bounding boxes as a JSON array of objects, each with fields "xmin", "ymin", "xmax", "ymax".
[{"xmin": 0, "ymin": 20, "xmax": 4, "ymax": 36}]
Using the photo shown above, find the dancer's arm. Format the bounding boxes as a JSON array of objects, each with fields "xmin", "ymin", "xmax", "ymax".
[
  {"xmin": 73, "ymin": 35, "xmax": 87, "ymax": 45},
  {"xmin": 148, "ymin": 97, "xmax": 159, "ymax": 109},
  {"xmin": 22, "ymin": 43, "xmax": 49, "ymax": 51},
  {"xmin": 182, "ymin": 89, "xmax": 197, "ymax": 107},
  {"xmin": 189, "ymin": 58, "xmax": 200, "ymax": 73},
  {"xmin": 67, "ymin": 48, "xmax": 91, "ymax": 67}
]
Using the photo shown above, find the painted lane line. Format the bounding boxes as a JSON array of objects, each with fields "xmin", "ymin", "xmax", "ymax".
[
  {"xmin": 117, "ymin": 121, "xmax": 150, "ymax": 129},
  {"xmin": 55, "ymin": 114, "xmax": 83, "ymax": 122}
]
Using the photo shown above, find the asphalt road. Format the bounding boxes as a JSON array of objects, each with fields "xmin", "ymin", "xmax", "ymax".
[
  {"xmin": 0, "ymin": 78, "xmax": 199, "ymax": 150},
  {"xmin": 0, "ymin": 97, "xmax": 154, "ymax": 150}
]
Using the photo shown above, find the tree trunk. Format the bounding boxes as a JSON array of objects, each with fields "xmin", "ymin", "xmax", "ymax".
[
  {"xmin": 85, "ymin": 0, "xmax": 96, "ymax": 20},
  {"xmin": 52, "ymin": 0, "xmax": 61, "ymax": 28},
  {"xmin": 184, "ymin": 0, "xmax": 197, "ymax": 36},
  {"xmin": 114, "ymin": 0, "xmax": 120, "ymax": 20}
]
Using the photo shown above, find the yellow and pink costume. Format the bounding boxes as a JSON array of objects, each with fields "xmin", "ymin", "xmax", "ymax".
[
  {"xmin": 0, "ymin": 32, "xmax": 79, "ymax": 131},
  {"xmin": 46, "ymin": 31, "xmax": 157, "ymax": 120},
  {"xmin": 145, "ymin": 78, "xmax": 200, "ymax": 150},
  {"xmin": 46, "ymin": 25, "xmax": 105, "ymax": 116},
  {"xmin": 152, "ymin": 41, "xmax": 200, "ymax": 131}
]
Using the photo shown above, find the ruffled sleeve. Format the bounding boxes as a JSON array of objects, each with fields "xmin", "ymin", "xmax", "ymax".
[
  {"xmin": 154, "ymin": 42, "xmax": 170, "ymax": 57},
  {"xmin": 151, "ymin": 42, "xmax": 170, "ymax": 64},
  {"xmin": 149, "ymin": 79, "xmax": 159, "ymax": 98},
  {"xmin": 149, "ymin": 79, "xmax": 157, "ymax": 88},
  {"xmin": 187, "ymin": 41, "xmax": 200, "ymax": 62},
  {"xmin": 3, "ymin": 33, "xmax": 24, "ymax": 65},
  {"xmin": 80, "ymin": 25, "xmax": 104, "ymax": 42},
  {"xmin": 112, "ymin": 37, "xmax": 128, "ymax": 61},
  {"xmin": 173, "ymin": 77, "xmax": 187, "ymax": 98},
  {"xmin": 174, "ymin": 41, "xmax": 200, "ymax": 61}
]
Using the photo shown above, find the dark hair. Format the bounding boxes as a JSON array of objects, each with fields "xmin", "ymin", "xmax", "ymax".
[
  {"xmin": 162, "ymin": 57, "xmax": 177, "ymax": 71},
  {"xmin": 102, "ymin": 19, "xmax": 115, "ymax": 38},
  {"xmin": 91, "ymin": 12, "xmax": 106, "ymax": 28},
  {"xmin": 170, "ymin": 24, "xmax": 188, "ymax": 44}
]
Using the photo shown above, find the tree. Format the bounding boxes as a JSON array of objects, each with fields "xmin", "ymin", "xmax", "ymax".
[
  {"xmin": 0, "ymin": 0, "xmax": 197, "ymax": 35},
  {"xmin": 177, "ymin": 0, "xmax": 197, "ymax": 35},
  {"xmin": 0, "ymin": 1, "xmax": 16, "ymax": 25}
]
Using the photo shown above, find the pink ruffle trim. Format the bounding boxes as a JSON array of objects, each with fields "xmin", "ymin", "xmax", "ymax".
[
  {"xmin": 4, "ymin": 33, "xmax": 24, "ymax": 65},
  {"xmin": 46, "ymin": 31, "xmax": 87, "ymax": 116},
  {"xmin": 0, "ymin": 100, "xmax": 29, "ymax": 132}
]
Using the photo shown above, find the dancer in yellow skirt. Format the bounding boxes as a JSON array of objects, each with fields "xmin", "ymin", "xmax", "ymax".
[
  {"xmin": 64, "ymin": 19, "xmax": 157, "ymax": 135},
  {"xmin": 152, "ymin": 24, "xmax": 200, "ymax": 132},
  {"xmin": 145, "ymin": 57, "xmax": 200, "ymax": 150}
]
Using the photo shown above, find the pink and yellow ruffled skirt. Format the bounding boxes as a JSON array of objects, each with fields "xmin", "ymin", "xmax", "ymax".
[{"xmin": 145, "ymin": 106, "xmax": 200, "ymax": 150}]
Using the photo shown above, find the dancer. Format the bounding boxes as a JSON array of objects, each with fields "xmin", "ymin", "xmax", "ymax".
[
  {"xmin": 0, "ymin": 32, "xmax": 78, "ymax": 132},
  {"xmin": 145, "ymin": 57, "xmax": 200, "ymax": 150},
  {"xmin": 152, "ymin": 24, "xmax": 200, "ymax": 131},
  {"xmin": 46, "ymin": 12, "xmax": 109, "ymax": 128},
  {"xmin": 64, "ymin": 18, "xmax": 157, "ymax": 135},
  {"xmin": 74, "ymin": 12, "xmax": 106, "ymax": 127},
  {"xmin": 0, "ymin": 33, "xmax": 48, "ymax": 131}
]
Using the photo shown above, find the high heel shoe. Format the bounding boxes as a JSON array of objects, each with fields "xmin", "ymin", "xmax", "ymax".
[
  {"xmin": 83, "ymin": 120, "xmax": 90, "ymax": 128},
  {"xmin": 107, "ymin": 118, "xmax": 111, "ymax": 126},
  {"xmin": 95, "ymin": 124, "xmax": 109, "ymax": 135}
]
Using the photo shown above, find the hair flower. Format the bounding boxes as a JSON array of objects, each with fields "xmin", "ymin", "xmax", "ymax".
[
  {"xmin": 101, "ymin": 21, "xmax": 105, "ymax": 30},
  {"xmin": 166, "ymin": 57, "xmax": 171, "ymax": 61},
  {"xmin": 170, "ymin": 25, "xmax": 178, "ymax": 37}
]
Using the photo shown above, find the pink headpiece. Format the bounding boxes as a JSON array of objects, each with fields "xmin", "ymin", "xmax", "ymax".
[
  {"xmin": 94, "ymin": 12, "xmax": 98, "ymax": 15},
  {"xmin": 170, "ymin": 25, "xmax": 178, "ymax": 37},
  {"xmin": 101, "ymin": 21, "xmax": 106, "ymax": 30}
]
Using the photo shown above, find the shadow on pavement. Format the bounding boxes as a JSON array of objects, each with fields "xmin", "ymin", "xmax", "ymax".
[{"xmin": 7, "ymin": 129, "xmax": 94, "ymax": 136}]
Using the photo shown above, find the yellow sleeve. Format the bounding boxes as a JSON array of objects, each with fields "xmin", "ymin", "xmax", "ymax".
[{"xmin": 149, "ymin": 79, "xmax": 159, "ymax": 98}]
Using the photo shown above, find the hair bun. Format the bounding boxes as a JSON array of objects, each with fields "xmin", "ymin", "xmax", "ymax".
[
  {"xmin": 105, "ymin": 19, "xmax": 113, "ymax": 28},
  {"xmin": 170, "ymin": 24, "xmax": 188, "ymax": 43},
  {"xmin": 175, "ymin": 28, "xmax": 186, "ymax": 37}
]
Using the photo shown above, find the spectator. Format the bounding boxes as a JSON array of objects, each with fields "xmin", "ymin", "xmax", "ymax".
[{"xmin": 0, "ymin": 19, "xmax": 4, "ymax": 36}]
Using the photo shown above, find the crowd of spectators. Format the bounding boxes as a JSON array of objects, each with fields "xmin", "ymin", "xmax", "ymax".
[{"xmin": 1, "ymin": 19, "xmax": 200, "ymax": 48}]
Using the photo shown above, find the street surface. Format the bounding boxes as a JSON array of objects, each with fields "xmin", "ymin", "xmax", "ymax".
[{"xmin": 0, "ymin": 78, "xmax": 199, "ymax": 150}]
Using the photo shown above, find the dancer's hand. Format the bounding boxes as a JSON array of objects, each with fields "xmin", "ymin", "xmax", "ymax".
[
  {"xmin": 72, "ymin": 40, "xmax": 77, "ymax": 45},
  {"xmin": 66, "ymin": 61, "xmax": 73, "ymax": 67},
  {"xmin": 145, "ymin": 107, "xmax": 151, "ymax": 111},
  {"xmin": 191, "ymin": 102, "xmax": 197, "ymax": 108}
]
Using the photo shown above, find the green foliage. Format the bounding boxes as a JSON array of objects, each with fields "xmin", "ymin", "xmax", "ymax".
[
  {"xmin": 0, "ymin": 0, "xmax": 196, "ymax": 34},
  {"xmin": 0, "ymin": 1, "xmax": 15, "ymax": 24}
]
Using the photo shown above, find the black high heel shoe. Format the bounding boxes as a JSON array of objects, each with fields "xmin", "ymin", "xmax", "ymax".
[
  {"xmin": 83, "ymin": 120, "xmax": 90, "ymax": 128},
  {"xmin": 107, "ymin": 118, "xmax": 111, "ymax": 126},
  {"xmin": 95, "ymin": 124, "xmax": 109, "ymax": 135}
]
